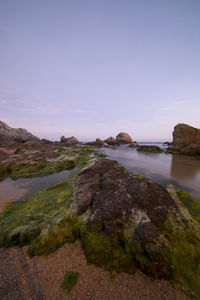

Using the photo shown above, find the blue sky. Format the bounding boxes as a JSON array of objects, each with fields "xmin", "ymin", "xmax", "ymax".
[{"xmin": 0, "ymin": 0, "xmax": 200, "ymax": 141}]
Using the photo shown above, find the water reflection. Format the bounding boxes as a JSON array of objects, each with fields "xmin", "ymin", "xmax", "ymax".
[
  {"xmin": 103, "ymin": 146, "xmax": 200, "ymax": 202},
  {"xmin": 171, "ymin": 155, "xmax": 200, "ymax": 180},
  {"xmin": 0, "ymin": 167, "xmax": 79, "ymax": 202}
]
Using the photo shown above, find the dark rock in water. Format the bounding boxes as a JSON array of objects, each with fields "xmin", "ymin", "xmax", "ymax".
[
  {"xmin": 163, "ymin": 141, "xmax": 172, "ymax": 146},
  {"xmin": 137, "ymin": 145, "xmax": 163, "ymax": 153},
  {"xmin": 129, "ymin": 142, "xmax": 138, "ymax": 147},
  {"xmin": 0, "ymin": 121, "xmax": 39, "ymax": 143},
  {"xmin": 171, "ymin": 123, "xmax": 200, "ymax": 155},
  {"xmin": 85, "ymin": 138, "xmax": 104, "ymax": 147},
  {"xmin": 60, "ymin": 136, "xmax": 80, "ymax": 145},
  {"xmin": 104, "ymin": 136, "xmax": 118, "ymax": 145},
  {"xmin": 116, "ymin": 132, "xmax": 133, "ymax": 144}
]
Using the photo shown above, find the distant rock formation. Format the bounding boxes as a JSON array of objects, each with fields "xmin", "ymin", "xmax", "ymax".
[
  {"xmin": 116, "ymin": 132, "xmax": 133, "ymax": 144},
  {"xmin": 171, "ymin": 123, "xmax": 200, "ymax": 155},
  {"xmin": 0, "ymin": 121, "xmax": 39, "ymax": 147},
  {"xmin": 60, "ymin": 136, "xmax": 80, "ymax": 145},
  {"xmin": 85, "ymin": 138, "xmax": 104, "ymax": 147},
  {"xmin": 104, "ymin": 136, "xmax": 118, "ymax": 145}
]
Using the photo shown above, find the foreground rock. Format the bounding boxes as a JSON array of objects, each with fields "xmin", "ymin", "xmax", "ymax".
[
  {"xmin": 116, "ymin": 132, "xmax": 133, "ymax": 144},
  {"xmin": 0, "ymin": 121, "xmax": 39, "ymax": 143},
  {"xmin": 170, "ymin": 123, "xmax": 200, "ymax": 155}
]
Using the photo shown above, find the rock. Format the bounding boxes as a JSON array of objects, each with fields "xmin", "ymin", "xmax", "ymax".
[
  {"xmin": 129, "ymin": 142, "xmax": 139, "ymax": 148},
  {"xmin": 85, "ymin": 138, "xmax": 104, "ymax": 147},
  {"xmin": 137, "ymin": 145, "xmax": 163, "ymax": 153},
  {"xmin": 0, "ymin": 121, "xmax": 39, "ymax": 143},
  {"xmin": 104, "ymin": 136, "xmax": 118, "ymax": 145},
  {"xmin": 72, "ymin": 159, "xmax": 180, "ymax": 276},
  {"xmin": 116, "ymin": 132, "xmax": 133, "ymax": 144},
  {"xmin": 172, "ymin": 123, "xmax": 200, "ymax": 154},
  {"xmin": 71, "ymin": 159, "xmax": 200, "ymax": 289},
  {"xmin": 60, "ymin": 136, "xmax": 80, "ymax": 145},
  {"xmin": 40, "ymin": 138, "xmax": 53, "ymax": 145}
]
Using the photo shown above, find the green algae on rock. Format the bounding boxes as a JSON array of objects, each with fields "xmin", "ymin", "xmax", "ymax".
[
  {"xmin": 137, "ymin": 145, "xmax": 163, "ymax": 153},
  {"xmin": 61, "ymin": 272, "xmax": 79, "ymax": 294}
]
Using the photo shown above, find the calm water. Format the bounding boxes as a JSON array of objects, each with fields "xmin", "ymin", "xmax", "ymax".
[
  {"xmin": 0, "ymin": 167, "xmax": 79, "ymax": 202},
  {"xmin": 101, "ymin": 145, "xmax": 200, "ymax": 202},
  {"xmin": 0, "ymin": 146, "xmax": 200, "ymax": 203}
]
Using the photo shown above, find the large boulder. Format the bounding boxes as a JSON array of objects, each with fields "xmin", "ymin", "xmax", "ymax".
[
  {"xmin": 0, "ymin": 121, "xmax": 39, "ymax": 143},
  {"xmin": 172, "ymin": 124, "xmax": 200, "ymax": 154},
  {"xmin": 60, "ymin": 136, "xmax": 80, "ymax": 145},
  {"xmin": 116, "ymin": 132, "xmax": 133, "ymax": 144},
  {"xmin": 71, "ymin": 159, "xmax": 200, "ymax": 280}
]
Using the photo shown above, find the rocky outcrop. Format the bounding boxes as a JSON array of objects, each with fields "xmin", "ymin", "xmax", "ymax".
[
  {"xmin": 60, "ymin": 136, "xmax": 80, "ymax": 145},
  {"xmin": 171, "ymin": 123, "xmax": 200, "ymax": 155},
  {"xmin": 71, "ymin": 159, "xmax": 200, "ymax": 282},
  {"xmin": 104, "ymin": 136, "xmax": 118, "ymax": 145},
  {"xmin": 0, "ymin": 121, "xmax": 39, "ymax": 143},
  {"xmin": 116, "ymin": 132, "xmax": 133, "ymax": 144},
  {"xmin": 1, "ymin": 157, "xmax": 200, "ymax": 297}
]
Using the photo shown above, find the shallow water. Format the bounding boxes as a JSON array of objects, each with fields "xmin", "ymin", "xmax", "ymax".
[
  {"xmin": 0, "ymin": 146, "xmax": 200, "ymax": 204},
  {"xmin": 101, "ymin": 145, "xmax": 200, "ymax": 202},
  {"xmin": 0, "ymin": 167, "xmax": 79, "ymax": 202}
]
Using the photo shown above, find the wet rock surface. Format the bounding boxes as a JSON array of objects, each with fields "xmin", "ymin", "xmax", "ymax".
[{"xmin": 171, "ymin": 123, "xmax": 200, "ymax": 155}]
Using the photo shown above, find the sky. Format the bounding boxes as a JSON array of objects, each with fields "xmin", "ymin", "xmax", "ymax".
[{"xmin": 0, "ymin": 0, "xmax": 200, "ymax": 141}]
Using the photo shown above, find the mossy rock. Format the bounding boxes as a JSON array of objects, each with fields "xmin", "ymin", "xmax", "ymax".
[{"xmin": 61, "ymin": 272, "xmax": 79, "ymax": 294}]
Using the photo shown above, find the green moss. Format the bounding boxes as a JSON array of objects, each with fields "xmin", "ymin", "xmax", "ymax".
[
  {"xmin": 61, "ymin": 272, "xmax": 79, "ymax": 294},
  {"xmin": 177, "ymin": 190, "xmax": 200, "ymax": 223},
  {"xmin": 162, "ymin": 213, "xmax": 200, "ymax": 298},
  {"xmin": 28, "ymin": 212, "xmax": 80, "ymax": 257},
  {"xmin": 80, "ymin": 222, "xmax": 136, "ymax": 274},
  {"xmin": 0, "ymin": 176, "xmax": 76, "ymax": 248},
  {"xmin": 9, "ymin": 159, "xmax": 76, "ymax": 179},
  {"xmin": 137, "ymin": 147, "xmax": 163, "ymax": 153},
  {"xmin": 0, "ymin": 164, "xmax": 12, "ymax": 181},
  {"xmin": 133, "ymin": 173, "xmax": 146, "ymax": 179}
]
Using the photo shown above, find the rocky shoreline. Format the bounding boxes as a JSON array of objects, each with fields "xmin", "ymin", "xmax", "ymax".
[{"xmin": 0, "ymin": 121, "xmax": 200, "ymax": 299}]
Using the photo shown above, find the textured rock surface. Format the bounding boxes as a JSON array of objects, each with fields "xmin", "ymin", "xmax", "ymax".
[
  {"xmin": 104, "ymin": 136, "xmax": 118, "ymax": 145},
  {"xmin": 116, "ymin": 132, "xmax": 133, "ymax": 144},
  {"xmin": 71, "ymin": 159, "xmax": 200, "ymax": 297},
  {"xmin": 0, "ymin": 121, "xmax": 39, "ymax": 143},
  {"xmin": 60, "ymin": 136, "xmax": 80, "ymax": 145},
  {"xmin": 73, "ymin": 159, "xmax": 177, "ymax": 276},
  {"xmin": 172, "ymin": 123, "xmax": 200, "ymax": 154}
]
